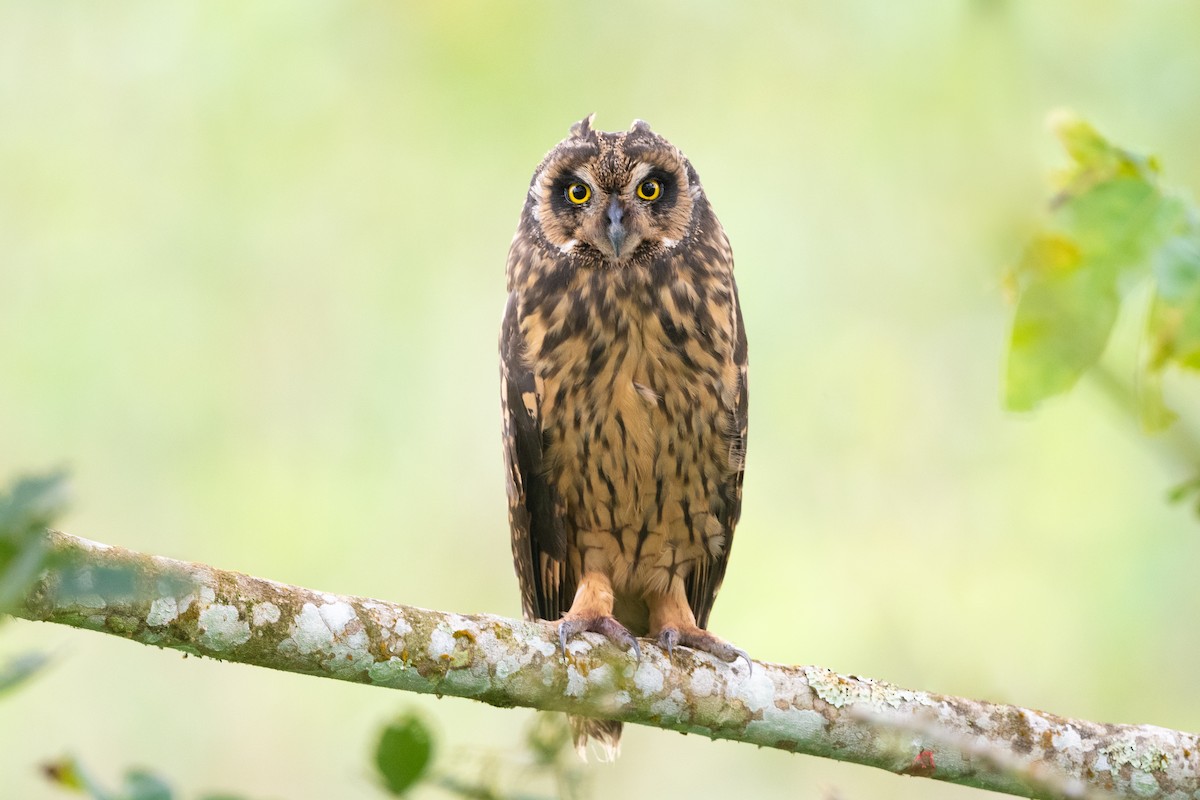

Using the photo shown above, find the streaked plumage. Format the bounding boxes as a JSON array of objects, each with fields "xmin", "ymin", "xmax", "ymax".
[{"xmin": 500, "ymin": 116, "xmax": 748, "ymax": 758}]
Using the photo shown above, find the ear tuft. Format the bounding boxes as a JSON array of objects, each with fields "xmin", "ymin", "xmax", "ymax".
[
  {"xmin": 629, "ymin": 119, "xmax": 653, "ymax": 133},
  {"xmin": 570, "ymin": 113, "xmax": 596, "ymax": 138}
]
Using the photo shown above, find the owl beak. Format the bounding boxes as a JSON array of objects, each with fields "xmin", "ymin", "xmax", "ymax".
[{"xmin": 606, "ymin": 198, "xmax": 627, "ymax": 257}]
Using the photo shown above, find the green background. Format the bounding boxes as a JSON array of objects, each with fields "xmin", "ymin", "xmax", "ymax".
[{"xmin": 3, "ymin": 1, "xmax": 1199, "ymax": 797}]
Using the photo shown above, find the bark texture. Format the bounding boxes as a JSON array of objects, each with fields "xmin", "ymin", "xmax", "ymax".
[{"xmin": 12, "ymin": 531, "xmax": 1200, "ymax": 800}]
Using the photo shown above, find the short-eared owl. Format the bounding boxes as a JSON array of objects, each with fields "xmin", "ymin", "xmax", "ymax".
[{"xmin": 500, "ymin": 115, "xmax": 748, "ymax": 757}]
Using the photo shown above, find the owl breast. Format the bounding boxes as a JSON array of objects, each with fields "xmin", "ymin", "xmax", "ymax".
[{"xmin": 523, "ymin": 262, "xmax": 740, "ymax": 600}]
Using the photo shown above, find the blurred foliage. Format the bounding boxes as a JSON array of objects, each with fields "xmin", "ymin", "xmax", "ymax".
[
  {"xmin": 44, "ymin": 710, "xmax": 590, "ymax": 799},
  {"xmin": 1166, "ymin": 474, "xmax": 1200, "ymax": 518},
  {"xmin": 375, "ymin": 713, "xmax": 434, "ymax": 796},
  {"xmin": 0, "ymin": 468, "xmax": 174, "ymax": 610},
  {"xmin": 520, "ymin": 713, "xmax": 588, "ymax": 800},
  {"xmin": 373, "ymin": 711, "xmax": 590, "ymax": 800},
  {"xmin": 1004, "ymin": 112, "xmax": 1200, "ymax": 512},
  {"xmin": 0, "ymin": 470, "xmax": 69, "ymax": 699},
  {"xmin": 1005, "ymin": 112, "xmax": 1200, "ymax": 426},
  {"xmin": 0, "ymin": 650, "xmax": 51, "ymax": 699},
  {"xmin": 43, "ymin": 756, "xmax": 248, "ymax": 800},
  {"xmin": 0, "ymin": 469, "xmax": 70, "ymax": 612}
]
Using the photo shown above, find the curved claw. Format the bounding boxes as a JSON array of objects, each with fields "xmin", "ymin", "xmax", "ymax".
[
  {"xmin": 657, "ymin": 627, "xmax": 679, "ymax": 659},
  {"xmin": 558, "ymin": 622, "xmax": 571, "ymax": 655},
  {"xmin": 652, "ymin": 623, "xmax": 749, "ymax": 674},
  {"xmin": 595, "ymin": 616, "xmax": 641, "ymax": 659},
  {"xmin": 557, "ymin": 615, "xmax": 640, "ymax": 659}
]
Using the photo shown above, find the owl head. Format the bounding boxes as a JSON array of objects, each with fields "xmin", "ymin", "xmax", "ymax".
[{"xmin": 522, "ymin": 115, "xmax": 704, "ymax": 267}]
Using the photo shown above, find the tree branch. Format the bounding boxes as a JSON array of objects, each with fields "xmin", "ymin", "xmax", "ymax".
[{"xmin": 11, "ymin": 531, "xmax": 1198, "ymax": 800}]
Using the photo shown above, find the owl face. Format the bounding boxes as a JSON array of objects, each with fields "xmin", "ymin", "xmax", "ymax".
[{"xmin": 525, "ymin": 116, "xmax": 699, "ymax": 266}]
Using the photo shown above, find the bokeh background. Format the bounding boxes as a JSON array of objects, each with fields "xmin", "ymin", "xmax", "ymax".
[{"xmin": 3, "ymin": 1, "xmax": 1200, "ymax": 797}]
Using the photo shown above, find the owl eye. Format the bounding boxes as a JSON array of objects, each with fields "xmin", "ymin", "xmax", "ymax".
[
  {"xmin": 565, "ymin": 182, "xmax": 591, "ymax": 205},
  {"xmin": 636, "ymin": 178, "xmax": 662, "ymax": 201}
]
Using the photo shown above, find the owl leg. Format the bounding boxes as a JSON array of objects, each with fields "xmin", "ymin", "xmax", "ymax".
[
  {"xmin": 556, "ymin": 571, "xmax": 641, "ymax": 658},
  {"xmin": 646, "ymin": 585, "xmax": 751, "ymax": 672}
]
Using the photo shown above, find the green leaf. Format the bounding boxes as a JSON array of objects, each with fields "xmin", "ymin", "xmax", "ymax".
[
  {"xmin": 1167, "ymin": 475, "xmax": 1200, "ymax": 519},
  {"xmin": 41, "ymin": 760, "xmax": 183, "ymax": 800},
  {"xmin": 1148, "ymin": 221, "xmax": 1200, "ymax": 372},
  {"xmin": 41, "ymin": 757, "xmax": 113, "ymax": 800},
  {"xmin": 0, "ymin": 470, "xmax": 71, "ymax": 612},
  {"xmin": 0, "ymin": 651, "xmax": 51, "ymax": 697},
  {"xmin": 1050, "ymin": 112, "xmax": 1111, "ymax": 170},
  {"xmin": 1136, "ymin": 363, "xmax": 1178, "ymax": 432},
  {"xmin": 1167, "ymin": 476, "xmax": 1200, "ymax": 505},
  {"xmin": 0, "ymin": 534, "xmax": 51, "ymax": 612},
  {"xmin": 1053, "ymin": 178, "xmax": 1166, "ymax": 273},
  {"xmin": 1006, "ymin": 265, "xmax": 1120, "ymax": 410},
  {"xmin": 1153, "ymin": 219, "xmax": 1200, "ymax": 302},
  {"xmin": 56, "ymin": 563, "xmax": 139, "ymax": 604},
  {"xmin": 1047, "ymin": 109, "xmax": 1160, "ymax": 194},
  {"xmin": 525, "ymin": 712, "xmax": 571, "ymax": 766},
  {"xmin": 0, "ymin": 470, "xmax": 71, "ymax": 540},
  {"xmin": 1004, "ymin": 113, "xmax": 1194, "ymax": 413},
  {"xmin": 42, "ymin": 758, "xmax": 88, "ymax": 793},
  {"xmin": 374, "ymin": 713, "xmax": 434, "ymax": 796},
  {"xmin": 119, "ymin": 770, "xmax": 173, "ymax": 800}
]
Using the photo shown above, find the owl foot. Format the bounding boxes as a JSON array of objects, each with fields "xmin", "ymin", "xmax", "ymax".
[
  {"xmin": 556, "ymin": 615, "xmax": 642, "ymax": 660},
  {"xmin": 656, "ymin": 625, "xmax": 752, "ymax": 675}
]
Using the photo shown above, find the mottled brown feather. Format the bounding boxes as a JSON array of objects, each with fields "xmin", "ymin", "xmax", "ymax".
[{"xmin": 500, "ymin": 117, "xmax": 747, "ymax": 757}]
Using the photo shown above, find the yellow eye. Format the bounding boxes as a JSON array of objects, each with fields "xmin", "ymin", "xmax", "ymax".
[
  {"xmin": 566, "ymin": 182, "xmax": 591, "ymax": 205},
  {"xmin": 636, "ymin": 179, "xmax": 662, "ymax": 201}
]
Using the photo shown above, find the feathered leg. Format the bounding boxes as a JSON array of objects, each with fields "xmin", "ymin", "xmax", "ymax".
[
  {"xmin": 557, "ymin": 570, "xmax": 634, "ymax": 761},
  {"xmin": 555, "ymin": 570, "xmax": 640, "ymax": 657}
]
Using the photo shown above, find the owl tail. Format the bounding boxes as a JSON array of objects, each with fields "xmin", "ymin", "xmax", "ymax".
[{"xmin": 569, "ymin": 714, "xmax": 623, "ymax": 762}]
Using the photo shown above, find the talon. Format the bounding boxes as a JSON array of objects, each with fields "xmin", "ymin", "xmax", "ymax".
[
  {"xmin": 650, "ymin": 618, "xmax": 749, "ymax": 671},
  {"xmin": 555, "ymin": 614, "xmax": 640, "ymax": 658},
  {"xmin": 596, "ymin": 616, "xmax": 641, "ymax": 658},
  {"xmin": 733, "ymin": 648, "xmax": 753, "ymax": 676},
  {"xmin": 657, "ymin": 627, "xmax": 679, "ymax": 658}
]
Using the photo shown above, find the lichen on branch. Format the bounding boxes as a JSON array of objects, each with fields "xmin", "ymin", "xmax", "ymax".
[{"xmin": 13, "ymin": 530, "xmax": 1200, "ymax": 800}]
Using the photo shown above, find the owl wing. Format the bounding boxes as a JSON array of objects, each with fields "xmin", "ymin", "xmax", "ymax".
[
  {"xmin": 687, "ymin": 275, "xmax": 748, "ymax": 630},
  {"xmin": 500, "ymin": 292, "xmax": 572, "ymax": 622}
]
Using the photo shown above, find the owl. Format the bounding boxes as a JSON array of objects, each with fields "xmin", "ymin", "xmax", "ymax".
[{"xmin": 500, "ymin": 115, "xmax": 748, "ymax": 758}]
